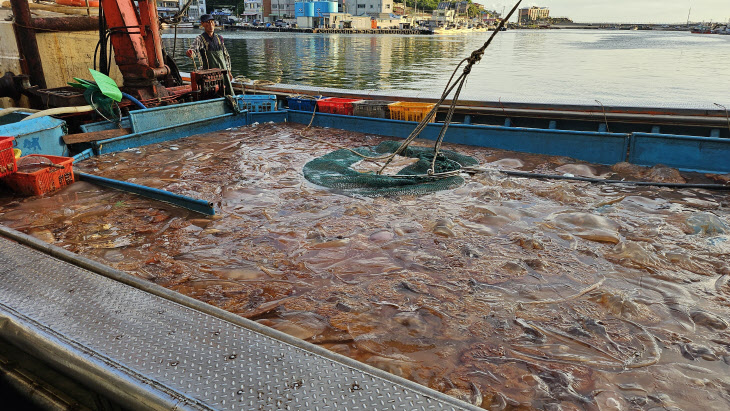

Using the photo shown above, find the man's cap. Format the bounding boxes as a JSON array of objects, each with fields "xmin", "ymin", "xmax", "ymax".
[{"xmin": 201, "ymin": 14, "xmax": 214, "ymax": 23}]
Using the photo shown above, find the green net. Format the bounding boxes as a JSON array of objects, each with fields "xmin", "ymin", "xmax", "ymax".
[{"xmin": 303, "ymin": 141, "xmax": 479, "ymax": 197}]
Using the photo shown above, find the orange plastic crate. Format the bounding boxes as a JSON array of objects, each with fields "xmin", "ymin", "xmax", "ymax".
[
  {"xmin": 2, "ymin": 154, "xmax": 74, "ymax": 196},
  {"xmin": 316, "ymin": 98, "xmax": 360, "ymax": 116},
  {"xmin": 388, "ymin": 102, "xmax": 437, "ymax": 123},
  {"xmin": 0, "ymin": 136, "xmax": 16, "ymax": 177}
]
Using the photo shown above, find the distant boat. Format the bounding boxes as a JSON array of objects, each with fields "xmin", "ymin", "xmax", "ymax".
[{"xmin": 691, "ymin": 25, "xmax": 713, "ymax": 34}]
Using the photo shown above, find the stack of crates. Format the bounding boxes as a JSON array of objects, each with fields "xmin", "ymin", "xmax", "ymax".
[
  {"xmin": 388, "ymin": 102, "xmax": 437, "ymax": 123},
  {"xmin": 316, "ymin": 98, "xmax": 361, "ymax": 116},
  {"xmin": 0, "ymin": 136, "xmax": 17, "ymax": 177},
  {"xmin": 287, "ymin": 95, "xmax": 322, "ymax": 112},
  {"xmin": 234, "ymin": 95, "xmax": 277, "ymax": 113},
  {"xmin": 353, "ymin": 100, "xmax": 393, "ymax": 119},
  {"xmin": 2, "ymin": 154, "xmax": 74, "ymax": 196}
]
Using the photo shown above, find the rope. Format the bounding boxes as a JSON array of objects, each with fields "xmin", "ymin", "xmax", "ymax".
[
  {"xmin": 375, "ymin": 0, "xmax": 523, "ymax": 177},
  {"xmin": 89, "ymin": 92, "xmax": 122, "ymax": 128},
  {"xmin": 173, "ymin": 22, "xmax": 178, "ymax": 59},
  {"xmin": 595, "ymin": 99, "xmax": 611, "ymax": 132},
  {"xmin": 462, "ymin": 166, "xmax": 730, "ymax": 191},
  {"xmin": 159, "ymin": 0, "xmax": 195, "ymax": 25},
  {"xmin": 292, "ymin": 1, "xmax": 524, "ymax": 181},
  {"xmin": 714, "ymin": 103, "xmax": 730, "ymax": 132}
]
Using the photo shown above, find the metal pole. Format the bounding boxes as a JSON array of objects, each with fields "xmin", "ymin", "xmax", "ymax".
[
  {"xmin": 9, "ymin": 0, "xmax": 46, "ymax": 90},
  {"xmin": 75, "ymin": 171, "xmax": 216, "ymax": 215}
]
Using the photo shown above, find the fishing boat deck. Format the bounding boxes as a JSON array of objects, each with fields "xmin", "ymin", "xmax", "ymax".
[
  {"xmin": 1, "ymin": 105, "xmax": 730, "ymax": 410},
  {"xmin": 0, "ymin": 230, "xmax": 477, "ymax": 410}
]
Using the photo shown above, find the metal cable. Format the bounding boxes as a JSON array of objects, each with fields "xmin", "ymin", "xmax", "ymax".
[
  {"xmin": 292, "ymin": 1, "xmax": 524, "ymax": 181},
  {"xmin": 377, "ymin": 0, "xmax": 523, "ymax": 176},
  {"xmin": 714, "ymin": 103, "xmax": 730, "ymax": 132},
  {"xmin": 462, "ymin": 166, "xmax": 730, "ymax": 190},
  {"xmin": 596, "ymin": 99, "xmax": 611, "ymax": 132}
]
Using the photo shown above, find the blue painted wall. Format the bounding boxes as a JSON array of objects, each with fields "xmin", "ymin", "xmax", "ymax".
[{"xmin": 295, "ymin": 1, "xmax": 335, "ymax": 17}]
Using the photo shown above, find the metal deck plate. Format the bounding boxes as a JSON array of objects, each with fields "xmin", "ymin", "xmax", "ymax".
[{"xmin": 0, "ymin": 236, "xmax": 474, "ymax": 410}]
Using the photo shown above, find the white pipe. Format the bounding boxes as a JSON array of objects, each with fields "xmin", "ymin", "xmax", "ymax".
[
  {"xmin": 0, "ymin": 107, "xmax": 41, "ymax": 118},
  {"xmin": 20, "ymin": 105, "xmax": 94, "ymax": 121}
]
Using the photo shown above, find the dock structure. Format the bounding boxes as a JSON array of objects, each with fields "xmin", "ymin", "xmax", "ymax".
[
  {"xmin": 229, "ymin": 26, "xmax": 432, "ymax": 35},
  {"xmin": 0, "ymin": 227, "xmax": 479, "ymax": 410}
]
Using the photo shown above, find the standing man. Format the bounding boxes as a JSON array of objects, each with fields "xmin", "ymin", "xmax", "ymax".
[{"xmin": 187, "ymin": 14, "xmax": 234, "ymax": 95}]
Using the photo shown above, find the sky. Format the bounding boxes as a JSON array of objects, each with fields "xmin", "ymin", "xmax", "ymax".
[{"xmin": 483, "ymin": 1, "xmax": 730, "ymax": 24}]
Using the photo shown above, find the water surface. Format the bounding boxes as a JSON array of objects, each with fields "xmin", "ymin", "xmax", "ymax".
[{"xmin": 164, "ymin": 29, "xmax": 730, "ymax": 107}]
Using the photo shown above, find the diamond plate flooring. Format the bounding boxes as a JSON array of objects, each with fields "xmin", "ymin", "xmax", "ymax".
[{"xmin": 0, "ymin": 235, "xmax": 474, "ymax": 410}]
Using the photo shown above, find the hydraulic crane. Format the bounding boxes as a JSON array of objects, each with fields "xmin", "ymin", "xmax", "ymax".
[{"xmin": 3, "ymin": 0, "xmax": 230, "ymax": 110}]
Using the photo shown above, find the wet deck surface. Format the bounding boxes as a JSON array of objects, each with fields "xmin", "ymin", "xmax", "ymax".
[{"xmin": 1, "ymin": 122, "xmax": 729, "ymax": 410}]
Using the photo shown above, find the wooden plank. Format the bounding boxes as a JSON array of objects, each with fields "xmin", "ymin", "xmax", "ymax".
[{"xmin": 63, "ymin": 128, "xmax": 131, "ymax": 144}]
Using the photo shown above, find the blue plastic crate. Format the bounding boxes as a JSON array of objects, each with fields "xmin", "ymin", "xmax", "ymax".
[
  {"xmin": 287, "ymin": 95, "xmax": 322, "ymax": 112},
  {"xmin": 235, "ymin": 95, "xmax": 277, "ymax": 113}
]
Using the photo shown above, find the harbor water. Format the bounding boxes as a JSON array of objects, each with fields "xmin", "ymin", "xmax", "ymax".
[{"xmin": 165, "ymin": 29, "xmax": 730, "ymax": 108}]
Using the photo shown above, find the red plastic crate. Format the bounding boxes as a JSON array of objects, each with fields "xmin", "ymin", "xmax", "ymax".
[
  {"xmin": 2, "ymin": 154, "xmax": 74, "ymax": 196},
  {"xmin": 316, "ymin": 98, "xmax": 360, "ymax": 116},
  {"xmin": 0, "ymin": 136, "xmax": 16, "ymax": 177}
]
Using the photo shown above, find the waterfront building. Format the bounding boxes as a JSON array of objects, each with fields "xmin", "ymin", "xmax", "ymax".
[
  {"xmin": 243, "ymin": 0, "xmax": 263, "ymax": 22},
  {"xmin": 518, "ymin": 6, "xmax": 549, "ymax": 24},
  {"xmin": 292, "ymin": 0, "xmax": 401, "ymax": 28},
  {"xmin": 431, "ymin": 8, "xmax": 455, "ymax": 26},
  {"xmin": 294, "ymin": 1, "xmax": 338, "ymax": 27},
  {"xmin": 170, "ymin": 0, "xmax": 206, "ymax": 21},
  {"xmin": 341, "ymin": 0, "xmax": 394, "ymax": 17},
  {"xmin": 156, "ymin": 0, "xmax": 178, "ymax": 18},
  {"xmin": 270, "ymin": 0, "xmax": 296, "ymax": 19},
  {"xmin": 154, "ymin": 0, "xmax": 207, "ymax": 21},
  {"xmin": 323, "ymin": 13, "xmax": 372, "ymax": 29},
  {"xmin": 436, "ymin": 1, "xmax": 467, "ymax": 15}
]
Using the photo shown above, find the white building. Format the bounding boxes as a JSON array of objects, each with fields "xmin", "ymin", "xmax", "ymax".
[
  {"xmin": 243, "ymin": 0, "xmax": 263, "ymax": 22},
  {"xmin": 341, "ymin": 0, "xmax": 393, "ymax": 17},
  {"xmin": 177, "ymin": 0, "xmax": 206, "ymax": 21},
  {"xmin": 324, "ymin": 12, "xmax": 401, "ymax": 29},
  {"xmin": 431, "ymin": 8, "xmax": 455, "ymax": 25}
]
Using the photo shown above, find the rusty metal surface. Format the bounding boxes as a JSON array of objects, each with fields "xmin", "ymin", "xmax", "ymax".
[
  {"xmin": 0, "ymin": 234, "xmax": 476, "ymax": 410},
  {"xmin": 35, "ymin": 86, "xmax": 87, "ymax": 107},
  {"xmin": 30, "ymin": 16, "xmax": 99, "ymax": 32}
]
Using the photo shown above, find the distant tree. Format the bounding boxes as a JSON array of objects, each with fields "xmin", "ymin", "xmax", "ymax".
[
  {"xmin": 403, "ymin": 0, "xmax": 439, "ymax": 12},
  {"xmin": 467, "ymin": 4, "xmax": 480, "ymax": 18}
]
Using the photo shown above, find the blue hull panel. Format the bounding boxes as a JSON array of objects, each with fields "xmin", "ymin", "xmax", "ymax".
[
  {"xmin": 96, "ymin": 114, "xmax": 246, "ymax": 155},
  {"xmin": 630, "ymin": 132, "xmax": 730, "ymax": 174},
  {"xmin": 248, "ymin": 111, "xmax": 289, "ymax": 124},
  {"xmin": 94, "ymin": 99, "xmax": 255, "ymax": 155},
  {"xmin": 82, "ymin": 104, "xmax": 730, "ymax": 175},
  {"xmin": 287, "ymin": 111, "xmax": 631, "ymax": 166},
  {"xmin": 129, "ymin": 99, "xmax": 231, "ymax": 133}
]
